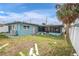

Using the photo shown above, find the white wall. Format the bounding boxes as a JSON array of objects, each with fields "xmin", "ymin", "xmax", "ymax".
[
  {"xmin": 69, "ymin": 19, "xmax": 79, "ymax": 55},
  {"xmin": 0, "ymin": 26, "xmax": 8, "ymax": 33}
]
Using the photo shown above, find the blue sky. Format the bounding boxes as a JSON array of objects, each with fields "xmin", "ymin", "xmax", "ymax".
[{"xmin": 0, "ymin": 3, "xmax": 62, "ymax": 25}]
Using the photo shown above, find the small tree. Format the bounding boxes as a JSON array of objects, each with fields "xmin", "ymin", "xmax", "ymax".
[{"xmin": 56, "ymin": 3, "xmax": 79, "ymax": 54}]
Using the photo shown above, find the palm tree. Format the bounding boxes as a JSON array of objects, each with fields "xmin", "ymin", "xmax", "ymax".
[{"xmin": 56, "ymin": 3, "xmax": 79, "ymax": 54}]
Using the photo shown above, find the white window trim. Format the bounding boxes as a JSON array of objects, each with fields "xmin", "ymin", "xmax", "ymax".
[{"xmin": 23, "ymin": 25, "xmax": 29, "ymax": 31}]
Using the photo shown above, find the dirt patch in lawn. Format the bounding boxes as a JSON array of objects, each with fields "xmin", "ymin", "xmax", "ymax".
[{"xmin": 0, "ymin": 41, "xmax": 35, "ymax": 56}]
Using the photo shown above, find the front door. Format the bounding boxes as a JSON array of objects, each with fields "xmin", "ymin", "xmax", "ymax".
[
  {"xmin": 11, "ymin": 25, "xmax": 17, "ymax": 35},
  {"xmin": 33, "ymin": 26, "xmax": 36, "ymax": 34}
]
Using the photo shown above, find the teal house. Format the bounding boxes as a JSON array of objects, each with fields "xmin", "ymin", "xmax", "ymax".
[
  {"xmin": 5, "ymin": 21, "xmax": 38, "ymax": 36},
  {"xmin": 2, "ymin": 21, "xmax": 63, "ymax": 36}
]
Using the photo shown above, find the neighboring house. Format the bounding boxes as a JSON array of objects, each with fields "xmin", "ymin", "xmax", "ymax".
[
  {"xmin": 0, "ymin": 24, "xmax": 8, "ymax": 33},
  {"xmin": 5, "ymin": 21, "xmax": 38, "ymax": 36},
  {"xmin": 69, "ymin": 19, "xmax": 79, "ymax": 55}
]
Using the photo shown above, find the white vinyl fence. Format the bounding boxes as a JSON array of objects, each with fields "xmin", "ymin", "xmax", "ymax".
[{"xmin": 69, "ymin": 19, "xmax": 79, "ymax": 56}]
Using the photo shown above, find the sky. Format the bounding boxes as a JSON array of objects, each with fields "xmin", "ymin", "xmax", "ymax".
[{"xmin": 0, "ymin": 3, "xmax": 62, "ymax": 25}]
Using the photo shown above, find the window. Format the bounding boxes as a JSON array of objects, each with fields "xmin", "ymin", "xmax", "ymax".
[{"xmin": 23, "ymin": 26, "xmax": 29, "ymax": 30}]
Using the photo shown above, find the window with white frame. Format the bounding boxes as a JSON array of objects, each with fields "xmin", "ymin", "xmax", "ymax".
[{"xmin": 23, "ymin": 25, "xmax": 29, "ymax": 30}]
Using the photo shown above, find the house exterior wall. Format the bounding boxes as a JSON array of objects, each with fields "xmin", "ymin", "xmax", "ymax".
[
  {"xmin": 16, "ymin": 23, "xmax": 38, "ymax": 36},
  {"xmin": 69, "ymin": 18, "xmax": 79, "ymax": 55}
]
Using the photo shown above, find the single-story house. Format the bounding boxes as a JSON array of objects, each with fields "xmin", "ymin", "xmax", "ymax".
[{"xmin": 0, "ymin": 21, "xmax": 63, "ymax": 36}]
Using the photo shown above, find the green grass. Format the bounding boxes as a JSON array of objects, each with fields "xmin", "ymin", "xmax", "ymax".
[
  {"xmin": 36, "ymin": 34, "xmax": 64, "ymax": 40},
  {"xmin": 0, "ymin": 34, "xmax": 75, "ymax": 56},
  {"xmin": 16, "ymin": 48, "xmax": 29, "ymax": 56},
  {"xmin": 0, "ymin": 33, "xmax": 9, "ymax": 39}
]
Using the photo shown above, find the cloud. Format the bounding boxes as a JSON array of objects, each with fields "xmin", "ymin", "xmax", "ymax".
[
  {"xmin": 47, "ymin": 16, "xmax": 62, "ymax": 25},
  {"xmin": 23, "ymin": 11, "xmax": 45, "ymax": 18},
  {"xmin": 0, "ymin": 10, "xmax": 62, "ymax": 25},
  {"xmin": 0, "ymin": 16, "xmax": 6, "ymax": 18},
  {"xmin": 0, "ymin": 11, "xmax": 5, "ymax": 14},
  {"xmin": 32, "ymin": 9, "xmax": 57, "ymax": 17}
]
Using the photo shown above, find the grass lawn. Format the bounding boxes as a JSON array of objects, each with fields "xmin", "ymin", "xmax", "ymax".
[{"xmin": 0, "ymin": 34, "xmax": 75, "ymax": 56}]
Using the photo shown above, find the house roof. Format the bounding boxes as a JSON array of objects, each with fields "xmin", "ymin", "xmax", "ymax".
[
  {"xmin": 4, "ymin": 21, "xmax": 63, "ymax": 27},
  {"xmin": 39, "ymin": 24, "xmax": 63, "ymax": 27},
  {"xmin": 5, "ymin": 21, "xmax": 39, "ymax": 26}
]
